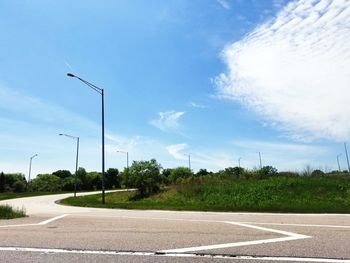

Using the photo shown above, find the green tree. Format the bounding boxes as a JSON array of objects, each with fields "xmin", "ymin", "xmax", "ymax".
[
  {"xmin": 0, "ymin": 172, "xmax": 5, "ymax": 192},
  {"xmin": 76, "ymin": 167, "xmax": 87, "ymax": 190},
  {"xmin": 52, "ymin": 170, "xmax": 72, "ymax": 179},
  {"xmin": 105, "ymin": 168, "xmax": 120, "ymax": 189},
  {"xmin": 257, "ymin": 166, "xmax": 278, "ymax": 178},
  {"xmin": 30, "ymin": 174, "xmax": 61, "ymax": 192},
  {"xmin": 169, "ymin": 167, "xmax": 193, "ymax": 183},
  {"xmin": 121, "ymin": 159, "xmax": 162, "ymax": 197}
]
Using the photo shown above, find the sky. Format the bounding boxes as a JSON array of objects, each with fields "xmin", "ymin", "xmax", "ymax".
[{"xmin": 0, "ymin": 0, "xmax": 350, "ymax": 177}]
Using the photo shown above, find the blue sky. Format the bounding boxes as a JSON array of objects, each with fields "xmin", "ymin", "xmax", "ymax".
[{"xmin": 1, "ymin": 0, "xmax": 350, "ymax": 176}]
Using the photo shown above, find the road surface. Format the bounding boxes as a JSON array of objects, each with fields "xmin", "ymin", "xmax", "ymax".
[{"xmin": 0, "ymin": 191, "xmax": 350, "ymax": 262}]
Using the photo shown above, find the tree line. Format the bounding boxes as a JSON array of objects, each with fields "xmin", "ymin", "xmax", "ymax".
[{"xmin": 1, "ymin": 159, "xmax": 348, "ymax": 196}]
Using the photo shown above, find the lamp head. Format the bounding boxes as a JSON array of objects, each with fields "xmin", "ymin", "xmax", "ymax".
[{"xmin": 67, "ymin": 73, "xmax": 75, "ymax": 77}]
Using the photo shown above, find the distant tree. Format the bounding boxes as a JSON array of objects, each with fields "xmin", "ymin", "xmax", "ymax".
[
  {"xmin": 30, "ymin": 174, "xmax": 61, "ymax": 192},
  {"xmin": 169, "ymin": 167, "xmax": 193, "ymax": 183},
  {"xmin": 13, "ymin": 181, "xmax": 25, "ymax": 193},
  {"xmin": 121, "ymin": 159, "xmax": 162, "ymax": 197},
  {"xmin": 196, "ymin": 169, "xmax": 210, "ymax": 177},
  {"xmin": 105, "ymin": 168, "xmax": 120, "ymax": 189},
  {"xmin": 311, "ymin": 169, "xmax": 325, "ymax": 177},
  {"xmin": 76, "ymin": 167, "xmax": 87, "ymax": 190},
  {"xmin": 0, "ymin": 172, "xmax": 5, "ymax": 192},
  {"xmin": 52, "ymin": 170, "xmax": 72, "ymax": 179},
  {"xmin": 257, "ymin": 166, "xmax": 278, "ymax": 178}
]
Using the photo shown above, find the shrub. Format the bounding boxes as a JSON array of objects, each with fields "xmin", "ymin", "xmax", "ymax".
[
  {"xmin": 311, "ymin": 169, "xmax": 325, "ymax": 177},
  {"xmin": 121, "ymin": 159, "xmax": 162, "ymax": 198},
  {"xmin": 13, "ymin": 181, "xmax": 26, "ymax": 193},
  {"xmin": 169, "ymin": 167, "xmax": 193, "ymax": 183}
]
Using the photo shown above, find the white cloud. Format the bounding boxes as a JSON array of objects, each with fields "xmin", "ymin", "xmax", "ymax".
[
  {"xmin": 166, "ymin": 143, "xmax": 188, "ymax": 160},
  {"xmin": 150, "ymin": 111, "xmax": 185, "ymax": 132},
  {"xmin": 217, "ymin": 0, "xmax": 230, "ymax": 10},
  {"xmin": 216, "ymin": 0, "xmax": 350, "ymax": 141},
  {"xmin": 189, "ymin": 102, "xmax": 208, "ymax": 109}
]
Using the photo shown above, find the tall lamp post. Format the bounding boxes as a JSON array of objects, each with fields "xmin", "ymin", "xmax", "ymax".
[
  {"xmin": 184, "ymin": 154, "xmax": 191, "ymax": 170},
  {"xmin": 27, "ymin": 154, "xmax": 38, "ymax": 191},
  {"xmin": 116, "ymin": 150, "xmax": 129, "ymax": 168},
  {"xmin": 337, "ymin": 154, "xmax": 342, "ymax": 172},
  {"xmin": 59, "ymin": 133, "xmax": 79, "ymax": 197},
  {"xmin": 67, "ymin": 73, "xmax": 106, "ymax": 204},
  {"xmin": 238, "ymin": 157, "xmax": 241, "ymax": 168}
]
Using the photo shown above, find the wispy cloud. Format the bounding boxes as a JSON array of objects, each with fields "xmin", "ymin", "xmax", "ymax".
[
  {"xmin": 189, "ymin": 102, "xmax": 208, "ymax": 109},
  {"xmin": 0, "ymin": 84, "xmax": 97, "ymax": 131},
  {"xmin": 216, "ymin": 0, "xmax": 350, "ymax": 141},
  {"xmin": 150, "ymin": 110, "xmax": 185, "ymax": 132},
  {"xmin": 166, "ymin": 143, "xmax": 188, "ymax": 160},
  {"xmin": 216, "ymin": 0, "xmax": 230, "ymax": 10}
]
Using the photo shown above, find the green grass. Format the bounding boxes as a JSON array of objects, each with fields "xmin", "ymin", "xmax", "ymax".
[
  {"xmin": 0, "ymin": 204, "xmax": 26, "ymax": 219},
  {"xmin": 60, "ymin": 176, "xmax": 350, "ymax": 213},
  {"xmin": 0, "ymin": 192, "xmax": 64, "ymax": 201}
]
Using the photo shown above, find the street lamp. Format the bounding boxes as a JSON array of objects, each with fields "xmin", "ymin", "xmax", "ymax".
[
  {"xmin": 116, "ymin": 150, "xmax": 129, "ymax": 168},
  {"xmin": 336, "ymin": 154, "xmax": 342, "ymax": 172},
  {"xmin": 258, "ymin": 152, "xmax": 262, "ymax": 169},
  {"xmin": 27, "ymin": 154, "xmax": 38, "ymax": 191},
  {"xmin": 238, "ymin": 157, "xmax": 241, "ymax": 168},
  {"xmin": 67, "ymin": 73, "xmax": 106, "ymax": 204},
  {"xmin": 344, "ymin": 143, "xmax": 350, "ymax": 173},
  {"xmin": 184, "ymin": 154, "xmax": 191, "ymax": 170},
  {"xmin": 59, "ymin": 133, "xmax": 79, "ymax": 197}
]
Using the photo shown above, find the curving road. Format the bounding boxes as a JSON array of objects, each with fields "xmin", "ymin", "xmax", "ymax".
[{"xmin": 1, "ymin": 191, "xmax": 350, "ymax": 262}]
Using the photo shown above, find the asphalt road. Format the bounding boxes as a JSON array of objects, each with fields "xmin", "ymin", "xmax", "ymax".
[{"xmin": 0, "ymin": 191, "xmax": 350, "ymax": 262}]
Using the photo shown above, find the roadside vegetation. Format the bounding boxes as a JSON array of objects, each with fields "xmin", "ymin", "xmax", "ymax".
[
  {"xmin": 0, "ymin": 204, "xmax": 26, "ymax": 219},
  {"xmin": 60, "ymin": 160, "xmax": 350, "ymax": 213},
  {"xmin": 2, "ymin": 160, "xmax": 350, "ymax": 213}
]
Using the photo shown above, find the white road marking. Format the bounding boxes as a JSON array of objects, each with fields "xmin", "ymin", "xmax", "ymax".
[
  {"xmin": 0, "ymin": 246, "xmax": 349, "ymax": 262},
  {"xmin": 0, "ymin": 214, "xmax": 69, "ymax": 228},
  {"xmin": 238, "ymin": 221, "xmax": 350, "ymax": 229},
  {"xmin": 160, "ymin": 221, "xmax": 310, "ymax": 253}
]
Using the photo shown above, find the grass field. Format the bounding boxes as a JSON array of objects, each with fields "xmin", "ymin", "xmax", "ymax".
[
  {"xmin": 61, "ymin": 175, "xmax": 350, "ymax": 213},
  {"xmin": 0, "ymin": 204, "xmax": 26, "ymax": 219}
]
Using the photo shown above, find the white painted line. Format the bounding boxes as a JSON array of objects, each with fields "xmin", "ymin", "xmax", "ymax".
[
  {"xmin": 0, "ymin": 214, "xmax": 69, "ymax": 228},
  {"xmin": 160, "ymin": 221, "xmax": 310, "ymax": 253},
  {"xmin": 238, "ymin": 221, "xmax": 350, "ymax": 229},
  {"xmin": 0, "ymin": 247, "xmax": 349, "ymax": 262},
  {"xmin": 37, "ymin": 214, "xmax": 69, "ymax": 225}
]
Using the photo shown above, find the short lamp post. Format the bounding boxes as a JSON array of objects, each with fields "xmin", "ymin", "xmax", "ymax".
[
  {"xmin": 184, "ymin": 154, "xmax": 191, "ymax": 171},
  {"xmin": 67, "ymin": 73, "xmax": 106, "ymax": 204},
  {"xmin": 116, "ymin": 150, "xmax": 129, "ymax": 168},
  {"xmin": 27, "ymin": 154, "xmax": 38, "ymax": 191},
  {"xmin": 59, "ymin": 133, "xmax": 79, "ymax": 197},
  {"xmin": 337, "ymin": 154, "xmax": 342, "ymax": 172}
]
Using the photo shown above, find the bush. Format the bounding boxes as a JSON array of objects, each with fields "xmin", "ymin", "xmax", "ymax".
[
  {"xmin": 30, "ymin": 174, "xmax": 61, "ymax": 192},
  {"xmin": 169, "ymin": 167, "xmax": 193, "ymax": 183},
  {"xmin": 121, "ymin": 159, "xmax": 162, "ymax": 198},
  {"xmin": 13, "ymin": 181, "xmax": 25, "ymax": 193},
  {"xmin": 311, "ymin": 169, "xmax": 325, "ymax": 177}
]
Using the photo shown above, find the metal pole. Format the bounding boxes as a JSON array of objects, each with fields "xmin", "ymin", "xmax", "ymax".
[
  {"xmin": 337, "ymin": 154, "xmax": 342, "ymax": 172},
  {"xmin": 74, "ymin": 137, "xmax": 79, "ymax": 197},
  {"xmin": 27, "ymin": 154, "xmax": 37, "ymax": 191},
  {"xmin": 27, "ymin": 157, "xmax": 32, "ymax": 191},
  {"xmin": 188, "ymin": 155, "xmax": 191, "ymax": 170},
  {"xmin": 126, "ymin": 151, "xmax": 129, "ymax": 168},
  {"xmin": 67, "ymin": 73, "xmax": 105, "ymax": 204},
  {"xmin": 101, "ymin": 89, "xmax": 105, "ymax": 204},
  {"xmin": 344, "ymin": 143, "xmax": 350, "ymax": 172},
  {"xmin": 238, "ymin": 157, "xmax": 241, "ymax": 168},
  {"xmin": 259, "ymin": 152, "xmax": 262, "ymax": 169}
]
